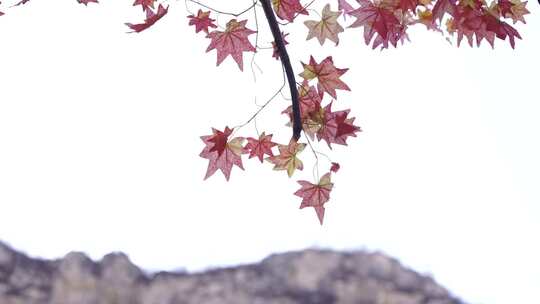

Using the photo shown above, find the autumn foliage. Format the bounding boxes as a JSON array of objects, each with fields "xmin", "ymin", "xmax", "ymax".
[{"xmin": 0, "ymin": 0, "xmax": 530, "ymax": 224}]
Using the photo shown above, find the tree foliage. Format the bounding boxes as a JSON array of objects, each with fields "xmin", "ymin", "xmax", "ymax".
[{"xmin": 0, "ymin": 0, "xmax": 530, "ymax": 224}]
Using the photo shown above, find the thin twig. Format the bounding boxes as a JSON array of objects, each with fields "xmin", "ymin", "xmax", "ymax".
[
  {"xmin": 186, "ymin": 0, "xmax": 257, "ymax": 17},
  {"xmin": 231, "ymin": 64, "xmax": 287, "ymax": 135}
]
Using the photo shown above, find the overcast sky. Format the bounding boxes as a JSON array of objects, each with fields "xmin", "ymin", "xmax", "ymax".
[{"xmin": 0, "ymin": 1, "xmax": 538, "ymax": 304}]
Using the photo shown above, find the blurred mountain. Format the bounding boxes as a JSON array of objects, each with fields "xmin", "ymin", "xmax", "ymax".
[{"xmin": 0, "ymin": 240, "xmax": 464, "ymax": 304}]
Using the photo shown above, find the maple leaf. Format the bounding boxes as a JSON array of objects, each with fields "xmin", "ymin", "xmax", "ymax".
[
  {"xmin": 317, "ymin": 102, "xmax": 361, "ymax": 148},
  {"xmin": 188, "ymin": 9, "xmax": 217, "ymax": 34},
  {"xmin": 282, "ymin": 83, "xmax": 326, "ymax": 140},
  {"xmin": 335, "ymin": 111, "xmax": 361, "ymax": 139},
  {"xmin": 299, "ymin": 56, "xmax": 350, "ymax": 99},
  {"xmin": 245, "ymin": 132, "xmax": 278, "ymax": 163},
  {"xmin": 294, "ymin": 172, "xmax": 334, "ymax": 225},
  {"xmin": 272, "ymin": 0, "xmax": 308, "ymax": 22},
  {"xmin": 297, "ymin": 81, "xmax": 323, "ymax": 115},
  {"xmin": 272, "ymin": 32, "xmax": 289, "ymax": 60},
  {"xmin": 133, "ymin": 0, "xmax": 155, "ymax": 11},
  {"xmin": 483, "ymin": 14, "xmax": 521, "ymax": 48},
  {"xmin": 506, "ymin": 0, "xmax": 529, "ymax": 24},
  {"xmin": 349, "ymin": 0, "xmax": 408, "ymax": 49},
  {"xmin": 125, "ymin": 4, "xmax": 168, "ymax": 33},
  {"xmin": 266, "ymin": 139, "xmax": 306, "ymax": 177},
  {"xmin": 77, "ymin": 0, "xmax": 98, "ymax": 5},
  {"xmin": 200, "ymin": 127, "xmax": 246, "ymax": 181},
  {"xmin": 297, "ymin": 101, "xmax": 361, "ymax": 148},
  {"xmin": 494, "ymin": 0, "xmax": 529, "ymax": 24},
  {"xmin": 304, "ymin": 4, "xmax": 345, "ymax": 46},
  {"xmin": 206, "ymin": 19, "xmax": 256, "ymax": 71}
]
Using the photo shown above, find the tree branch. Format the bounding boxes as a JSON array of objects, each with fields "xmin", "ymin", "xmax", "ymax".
[{"xmin": 259, "ymin": 0, "xmax": 302, "ymax": 140}]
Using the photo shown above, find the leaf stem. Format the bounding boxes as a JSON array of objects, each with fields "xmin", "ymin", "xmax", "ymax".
[{"xmin": 259, "ymin": 0, "xmax": 302, "ymax": 140}]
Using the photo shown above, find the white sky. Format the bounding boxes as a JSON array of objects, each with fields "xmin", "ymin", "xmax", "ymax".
[{"xmin": 0, "ymin": 1, "xmax": 538, "ymax": 303}]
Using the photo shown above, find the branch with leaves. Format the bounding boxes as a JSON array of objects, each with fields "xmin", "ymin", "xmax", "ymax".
[{"xmin": 0, "ymin": 0, "xmax": 531, "ymax": 224}]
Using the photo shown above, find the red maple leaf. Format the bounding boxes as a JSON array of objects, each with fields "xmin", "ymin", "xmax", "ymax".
[
  {"xmin": 334, "ymin": 111, "xmax": 361, "ymax": 140},
  {"xmin": 77, "ymin": 0, "xmax": 98, "ymax": 5},
  {"xmin": 133, "ymin": 0, "xmax": 155, "ymax": 11},
  {"xmin": 200, "ymin": 127, "xmax": 246, "ymax": 181},
  {"xmin": 206, "ymin": 19, "xmax": 256, "ymax": 71},
  {"xmin": 294, "ymin": 172, "xmax": 334, "ymax": 225},
  {"xmin": 349, "ymin": 0, "xmax": 408, "ymax": 49},
  {"xmin": 188, "ymin": 9, "xmax": 217, "ymax": 34},
  {"xmin": 483, "ymin": 13, "xmax": 521, "ymax": 48},
  {"xmin": 272, "ymin": 0, "xmax": 308, "ymax": 22},
  {"xmin": 125, "ymin": 4, "xmax": 168, "ymax": 33},
  {"xmin": 316, "ymin": 102, "xmax": 361, "ymax": 148},
  {"xmin": 297, "ymin": 101, "xmax": 360, "ymax": 148},
  {"xmin": 299, "ymin": 56, "xmax": 350, "ymax": 99},
  {"xmin": 208, "ymin": 127, "xmax": 232, "ymax": 156},
  {"xmin": 245, "ymin": 132, "xmax": 278, "ymax": 163}
]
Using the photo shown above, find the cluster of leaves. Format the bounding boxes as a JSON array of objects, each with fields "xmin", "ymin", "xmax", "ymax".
[
  {"xmin": 0, "ymin": 0, "xmax": 530, "ymax": 224},
  {"xmin": 198, "ymin": 124, "xmax": 350, "ymax": 225},
  {"xmin": 0, "ymin": 0, "xmax": 530, "ymax": 47},
  {"xmin": 186, "ymin": 0, "xmax": 529, "ymax": 224},
  {"xmin": 188, "ymin": 2, "xmax": 365, "ymax": 223},
  {"xmin": 196, "ymin": 53, "xmax": 360, "ymax": 223}
]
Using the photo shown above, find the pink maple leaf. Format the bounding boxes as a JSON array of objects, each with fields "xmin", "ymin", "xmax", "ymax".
[
  {"xmin": 348, "ymin": 0, "xmax": 408, "ymax": 49},
  {"xmin": 294, "ymin": 172, "xmax": 334, "ymax": 225},
  {"xmin": 188, "ymin": 9, "xmax": 217, "ymax": 34},
  {"xmin": 299, "ymin": 56, "xmax": 350, "ymax": 99},
  {"xmin": 245, "ymin": 132, "xmax": 278, "ymax": 163},
  {"xmin": 307, "ymin": 102, "xmax": 361, "ymax": 148},
  {"xmin": 206, "ymin": 19, "xmax": 256, "ymax": 71},
  {"xmin": 125, "ymin": 4, "xmax": 168, "ymax": 33},
  {"xmin": 272, "ymin": 0, "xmax": 308, "ymax": 22}
]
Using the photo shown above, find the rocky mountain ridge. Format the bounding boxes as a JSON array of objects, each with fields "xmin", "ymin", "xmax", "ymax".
[{"xmin": 0, "ymin": 241, "xmax": 464, "ymax": 304}]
